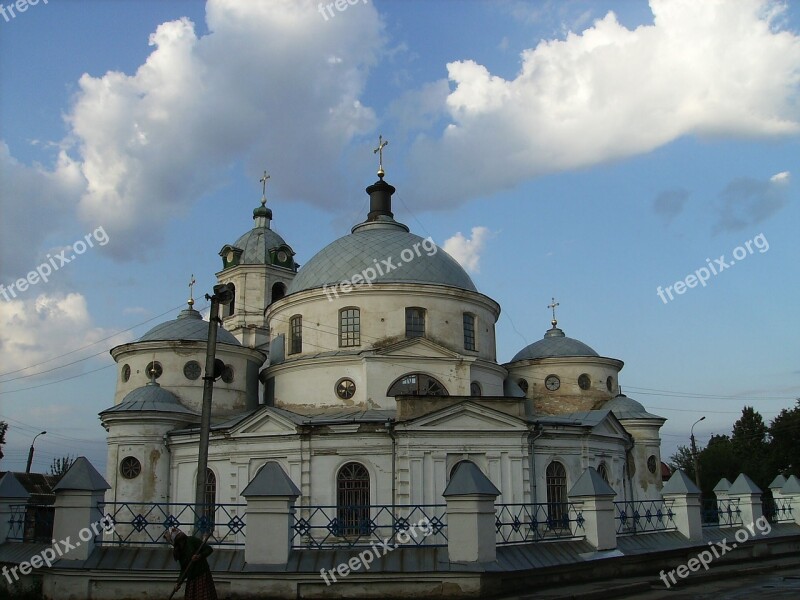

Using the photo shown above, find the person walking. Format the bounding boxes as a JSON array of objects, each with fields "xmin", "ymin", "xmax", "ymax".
[{"xmin": 165, "ymin": 529, "xmax": 218, "ymax": 600}]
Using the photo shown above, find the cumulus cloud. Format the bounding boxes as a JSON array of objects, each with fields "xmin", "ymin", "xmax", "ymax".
[
  {"xmin": 0, "ymin": 293, "xmax": 129, "ymax": 381},
  {"xmin": 712, "ymin": 170, "xmax": 791, "ymax": 233},
  {"xmin": 404, "ymin": 0, "xmax": 800, "ymax": 206},
  {"xmin": 653, "ymin": 188, "xmax": 690, "ymax": 221},
  {"xmin": 5, "ymin": 0, "xmax": 382, "ymax": 263},
  {"xmin": 443, "ymin": 226, "xmax": 491, "ymax": 273}
]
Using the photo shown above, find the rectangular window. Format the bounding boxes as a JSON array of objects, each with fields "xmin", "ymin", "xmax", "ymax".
[
  {"xmin": 463, "ymin": 313, "xmax": 476, "ymax": 351},
  {"xmin": 339, "ymin": 308, "xmax": 360, "ymax": 347},
  {"xmin": 289, "ymin": 315, "xmax": 302, "ymax": 354},
  {"xmin": 405, "ymin": 307, "xmax": 425, "ymax": 338}
]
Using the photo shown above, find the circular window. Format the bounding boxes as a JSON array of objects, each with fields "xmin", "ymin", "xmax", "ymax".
[
  {"xmin": 647, "ymin": 455, "xmax": 658, "ymax": 474},
  {"xmin": 470, "ymin": 381, "xmax": 482, "ymax": 396},
  {"xmin": 120, "ymin": 456, "xmax": 141, "ymax": 479},
  {"xmin": 121, "ymin": 364, "xmax": 131, "ymax": 382},
  {"xmin": 336, "ymin": 378, "xmax": 356, "ymax": 399},
  {"xmin": 184, "ymin": 360, "xmax": 202, "ymax": 380},
  {"xmin": 545, "ymin": 374, "xmax": 560, "ymax": 391},
  {"xmin": 517, "ymin": 378, "xmax": 529, "ymax": 394},
  {"xmin": 221, "ymin": 365, "xmax": 234, "ymax": 384},
  {"xmin": 145, "ymin": 361, "xmax": 163, "ymax": 380},
  {"xmin": 578, "ymin": 374, "xmax": 591, "ymax": 390},
  {"xmin": 606, "ymin": 376, "xmax": 614, "ymax": 392}
]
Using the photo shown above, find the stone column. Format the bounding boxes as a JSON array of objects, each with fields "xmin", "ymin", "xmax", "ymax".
[
  {"xmin": 241, "ymin": 462, "xmax": 300, "ymax": 565},
  {"xmin": 0, "ymin": 473, "xmax": 30, "ymax": 542},
  {"xmin": 51, "ymin": 457, "xmax": 111, "ymax": 561},
  {"xmin": 567, "ymin": 468, "xmax": 616, "ymax": 551},
  {"xmin": 728, "ymin": 473, "xmax": 763, "ymax": 527},
  {"xmin": 442, "ymin": 461, "xmax": 500, "ymax": 563},
  {"xmin": 661, "ymin": 469, "xmax": 703, "ymax": 543}
]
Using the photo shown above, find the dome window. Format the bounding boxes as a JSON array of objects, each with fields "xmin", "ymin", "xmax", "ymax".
[
  {"xmin": 145, "ymin": 361, "xmax": 163, "ymax": 380},
  {"xmin": 388, "ymin": 373, "xmax": 448, "ymax": 397},
  {"xmin": 517, "ymin": 378, "xmax": 529, "ymax": 394},
  {"xmin": 120, "ymin": 456, "xmax": 141, "ymax": 480},
  {"xmin": 289, "ymin": 315, "xmax": 302, "ymax": 354},
  {"xmin": 339, "ymin": 308, "xmax": 360, "ymax": 347},
  {"xmin": 647, "ymin": 455, "xmax": 658, "ymax": 474},
  {"xmin": 463, "ymin": 313, "xmax": 476, "ymax": 351},
  {"xmin": 545, "ymin": 374, "xmax": 560, "ymax": 391},
  {"xmin": 184, "ymin": 360, "xmax": 201, "ymax": 380},
  {"xmin": 606, "ymin": 376, "xmax": 614, "ymax": 392},
  {"xmin": 470, "ymin": 381, "xmax": 482, "ymax": 396},
  {"xmin": 221, "ymin": 364, "xmax": 234, "ymax": 384},
  {"xmin": 271, "ymin": 282, "xmax": 286, "ymax": 303},
  {"xmin": 578, "ymin": 374, "xmax": 591, "ymax": 390},
  {"xmin": 121, "ymin": 364, "xmax": 131, "ymax": 382},
  {"xmin": 405, "ymin": 307, "xmax": 425, "ymax": 338}
]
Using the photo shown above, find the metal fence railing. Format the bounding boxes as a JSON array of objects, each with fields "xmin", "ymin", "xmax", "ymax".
[
  {"xmin": 495, "ymin": 502, "xmax": 584, "ymax": 545},
  {"xmin": 614, "ymin": 500, "xmax": 675, "ymax": 535},
  {"xmin": 7, "ymin": 504, "xmax": 55, "ymax": 543},
  {"xmin": 291, "ymin": 504, "xmax": 446, "ymax": 549},
  {"xmin": 763, "ymin": 496, "xmax": 794, "ymax": 524},
  {"xmin": 701, "ymin": 498, "xmax": 743, "ymax": 527},
  {"xmin": 98, "ymin": 502, "xmax": 246, "ymax": 547}
]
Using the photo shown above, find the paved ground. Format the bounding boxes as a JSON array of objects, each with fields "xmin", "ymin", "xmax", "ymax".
[{"xmin": 493, "ymin": 556, "xmax": 800, "ymax": 600}]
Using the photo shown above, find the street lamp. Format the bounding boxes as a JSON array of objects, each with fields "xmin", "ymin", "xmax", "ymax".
[
  {"xmin": 25, "ymin": 431, "xmax": 47, "ymax": 473},
  {"xmin": 690, "ymin": 417, "xmax": 706, "ymax": 491}
]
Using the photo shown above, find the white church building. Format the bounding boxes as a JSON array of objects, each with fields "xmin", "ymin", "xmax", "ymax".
[{"xmin": 99, "ymin": 164, "xmax": 667, "ymax": 524}]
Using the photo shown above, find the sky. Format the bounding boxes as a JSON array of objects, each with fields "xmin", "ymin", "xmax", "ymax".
[{"xmin": 0, "ymin": 0, "xmax": 798, "ymax": 474}]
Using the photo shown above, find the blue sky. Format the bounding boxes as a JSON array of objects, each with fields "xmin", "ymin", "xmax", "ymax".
[{"xmin": 0, "ymin": 0, "xmax": 798, "ymax": 473}]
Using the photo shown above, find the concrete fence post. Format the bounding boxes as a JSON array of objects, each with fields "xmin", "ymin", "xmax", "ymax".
[
  {"xmin": 0, "ymin": 473, "xmax": 30, "ymax": 543},
  {"xmin": 241, "ymin": 462, "xmax": 300, "ymax": 565},
  {"xmin": 768, "ymin": 474, "xmax": 787, "ymax": 501},
  {"xmin": 567, "ymin": 468, "xmax": 616, "ymax": 551},
  {"xmin": 713, "ymin": 477, "xmax": 732, "ymax": 502},
  {"xmin": 780, "ymin": 475, "xmax": 800, "ymax": 526},
  {"xmin": 728, "ymin": 473, "xmax": 763, "ymax": 527},
  {"xmin": 661, "ymin": 469, "xmax": 703, "ymax": 543},
  {"xmin": 442, "ymin": 461, "xmax": 500, "ymax": 563},
  {"xmin": 51, "ymin": 457, "xmax": 111, "ymax": 561}
]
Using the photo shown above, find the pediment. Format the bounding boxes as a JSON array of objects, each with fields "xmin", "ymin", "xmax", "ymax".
[
  {"xmin": 231, "ymin": 407, "xmax": 300, "ymax": 436},
  {"xmin": 402, "ymin": 401, "xmax": 527, "ymax": 432},
  {"xmin": 374, "ymin": 337, "xmax": 462, "ymax": 360}
]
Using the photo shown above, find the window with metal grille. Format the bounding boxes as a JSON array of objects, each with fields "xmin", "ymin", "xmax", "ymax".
[
  {"xmin": 387, "ymin": 373, "xmax": 449, "ymax": 396},
  {"xmin": 470, "ymin": 381, "xmax": 482, "ymax": 396},
  {"xmin": 546, "ymin": 461, "xmax": 567, "ymax": 525},
  {"xmin": 339, "ymin": 308, "xmax": 360, "ymax": 347},
  {"xmin": 336, "ymin": 462, "xmax": 370, "ymax": 536},
  {"xmin": 203, "ymin": 468, "xmax": 216, "ymax": 531},
  {"xmin": 463, "ymin": 313, "xmax": 476, "ymax": 350},
  {"xmin": 289, "ymin": 315, "xmax": 302, "ymax": 354},
  {"xmin": 405, "ymin": 307, "xmax": 425, "ymax": 338}
]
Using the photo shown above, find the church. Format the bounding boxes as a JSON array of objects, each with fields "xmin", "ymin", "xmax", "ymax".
[{"xmin": 99, "ymin": 154, "xmax": 667, "ymax": 524}]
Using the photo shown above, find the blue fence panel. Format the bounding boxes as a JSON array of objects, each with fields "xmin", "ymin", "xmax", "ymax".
[
  {"xmin": 763, "ymin": 496, "xmax": 794, "ymax": 524},
  {"xmin": 701, "ymin": 498, "xmax": 743, "ymax": 527},
  {"xmin": 495, "ymin": 503, "xmax": 584, "ymax": 544},
  {"xmin": 7, "ymin": 504, "xmax": 54, "ymax": 543},
  {"xmin": 614, "ymin": 500, "xmax": 675, "ymax": 535}
]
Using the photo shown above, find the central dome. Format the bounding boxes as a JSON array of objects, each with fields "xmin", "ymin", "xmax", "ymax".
[{"xmin": 287, "ymin": 177, "xmax": 476, "ymax": 295}]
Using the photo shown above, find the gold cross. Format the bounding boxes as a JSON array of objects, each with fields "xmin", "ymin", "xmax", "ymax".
[
  {"xmin": 188, "ymin": 274, "xmax": 196, "ymax": 306},
  {"xmin": 373, "ymin": 135, "xmax": 388, "ymax": 177},
  {"xmin": 548, "ymin": 297, "xmax": 559, "ymax": 326},
  {"xmin": 259, "ymin": 170, "xmax": 270, "ymax": 204}
]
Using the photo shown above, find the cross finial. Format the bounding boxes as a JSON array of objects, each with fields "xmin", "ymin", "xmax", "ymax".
[
  {"xmin": 259, "ymin": 170, "xmax": 270, "ymax": 206},
  {"xmin": 373, "ymin": 135, "xmax": 389, "ymax": 178},
  {"xmin": 188, "ymin": 274, "xmax": 196, "ymax": 307},
  {"xmin": 548, "ymin": 297, "xmax": 560, "ymax": 327}
]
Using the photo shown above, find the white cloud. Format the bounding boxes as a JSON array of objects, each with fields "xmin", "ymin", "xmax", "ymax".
[
  {"xmin": 443, "ymin": 226, "xmax": 491, "ymax": 273},
  {"xmin": 770, "ymin": 171, "xmax": 791, "ymax": 183},
  {"xmin": 404, "ymin": 0, "xmax": 800, "ymax": 206}
]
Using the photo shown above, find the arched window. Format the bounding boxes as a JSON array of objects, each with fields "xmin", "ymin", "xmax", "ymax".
[
  {"xmin": 201, "ymin": 468, "xmax": 216, "ymax": 532},
  {"xmin": 289, "ymin": 315, "xmax": 302, "ymax": 354},
  {"xmin": 597, "ymin": 462, "xmax": 610, "ymax": 484},
  {"xmin": 463, "ymin": 313, "xmax": 476, "ymax": 351},
  {"xmin": 387, "ymin": 373, "xmax": 448, "ymax": 397},
  {"xmin": 339, "ymin": 308, "xmax": 360, "ymax": 347},
  {"xmin": 271, "ymin": 282, "xmax": 286, "ymax": 303},
  {"xmin": 546, "ymin": 461, "xmax": 567, "ymax": 526},
  {"xmin": 405, "ymin": 307, "xmax": 425, "ymax": 338},
  {"xmin": 470, "ymin": 381, "xmax": 482, "ymax": 396},
  {"xmin": 336, "ymin": 462, "xmax": 370, "ymax": 536},
  {"xmin": 223, "ymin": 284, "xmax": 236, "ymax": 317}
]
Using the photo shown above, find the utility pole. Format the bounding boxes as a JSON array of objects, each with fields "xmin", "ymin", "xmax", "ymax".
[
  {"xmin": 690, "ymin": 416, "xmax": 706, "ymax": 492},
  {"xmin": 25, "ymin": 431, "xmax": 46, "ymax": 473},
  {"xmin": 194, "ymin": 283, "xmax": 234, "ymax": 532}
]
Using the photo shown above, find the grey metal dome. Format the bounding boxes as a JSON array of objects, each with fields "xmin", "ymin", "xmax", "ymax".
[
  {"xmin": 287, "ymin": 227, "xmax": 477, "ymax": 294},
  {"xmin": 100, "ymin": 382, "xmax": 196, "ymax": 415},
  {"xmin": 139, "ymin": 306, "xmax": 240, "ymax": 345},
  {"xmin": 511, "ymin": 325, "xmax": 598, "ymax": 361},
  {"xmin": 231, "ymin": 225, "xmax": 290, "ymax": 265},
  {"xmin": 604, "ymin": 393, "xmax": 663, "ymax": 420}
]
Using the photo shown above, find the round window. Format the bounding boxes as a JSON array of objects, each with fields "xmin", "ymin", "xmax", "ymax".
[
  {"xmin": 545, "ymin": 375, "xmax": 560, "ymax": 391},
  {"xmin": 121, "ymin": 364, "xmax": 131, "ymax": 382},
  {"xmin": 647, "ymin": 455, "xmax": 658, "ymax": 474},
  {"xmin": 336, "ymin": 378, "xmax": 356, "ymax": 399},
  {"xmin": 184, "ymin": 360, "xmax": 202, "ymax": 380},
  {"xmin": 120, "ymin": 456, "xmax": 141, "ymax": 479},
  {"xmin": 578, "ymin": 374, "xmax": 591, "ymax": 390},
  {"xmin": 145, "ymin": 361, "xmax": 163, "ymax": 380},
  {"xmin": 221, "ymin": 365, "xmax": 234, "ymax": 384}
]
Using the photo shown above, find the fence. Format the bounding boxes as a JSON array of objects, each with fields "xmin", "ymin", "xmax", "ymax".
[
  {"xmin": 291, "ymin": 504, "xmax": 446, "ymax": 549},
  {"xmin": 98, "ymin": 502, "xmax": 246, "ymax": 547},
  {"xmin": 701, "ymin": 498, "xmax": 743, "ymax": 527},
  {"xmin": 763, "ymin": 496, "xmax": 794, "ymax": 524},
  {"xmin": 495, "ymin": 502, "xmax": 584, "ymax": 545},
  {"xmin": 7, "ymin": 503, "xmax": 55, "ymax": 543},
  {"xmin": 614, "ymin": 500, "xmax": 675, "ymax": 535}
]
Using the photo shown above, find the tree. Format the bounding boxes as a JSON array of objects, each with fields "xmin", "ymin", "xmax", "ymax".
[
  {"xmin": 49, "ymin": 455, "xmax": 75, "ymax": 477},
  {"xmin": 770, "ymin": 399, "xmax": 800, "ymax": 476},
  {"xmin": 697, "ymin": 434, "xmax": 739, "ymax": 497},
  {"xmin": 730, "ymin": 406, "xmax": 771, "ymax": 489},
  {"xmin": 0, "ymin": 421, "xmax": 7, "ymax": 461},
  {"xmin": 669, "ymin": 445, "xmax": 696, "ymax": 481}
]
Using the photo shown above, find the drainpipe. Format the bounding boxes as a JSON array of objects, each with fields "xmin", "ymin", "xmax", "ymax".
[
  {"xmin": 623, "ymin": 434, "xmax": 635, "ymax": 504},
  {"xmin": 528, "ymin": 423, "xmax": 544, "ymax": 503},
  {"xmin": 386, "ymin": 419, "xmax": 397, "ymax": 531}
]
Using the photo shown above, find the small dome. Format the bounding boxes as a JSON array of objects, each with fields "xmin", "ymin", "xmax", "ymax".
[
  {"xmin": 231, "ymin": 226, "xmax": 290, "ymax": 265},
  {"xmin": 101, "ymin": 381, "xmax": 196, "ymax": 415},
  {"xmin": 604, "ymin": 393, "xmax": 663, "ymax": 420},
  {"xmin": 510, "ymin": 325, "xmax": 598, "ymax": 362},
  {"xmin": 139, "ymin": 306, "xmax": 240, "ymax": 345}
]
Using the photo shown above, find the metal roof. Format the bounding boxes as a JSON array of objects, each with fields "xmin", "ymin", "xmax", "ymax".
[
  {"xmin": 662, "ymin": 469, "xmax": 700, "ymax": 495},
  {"xmin": 230, "ymin": 224, "xmax": 291, "ymax": 265},
  {"xmin": 713, "ymin": 477, "xmax": 732, "ymax": 492},
  {"xmin": 286, "ymin": 227, "xmax": 477, "ymax": 295},
  {"xmin": 729, "ymin": 472, "xmax": 762, "ymax": 494},
  {"xmin": 782, "ymin": 475, "xmax": 800, "ymax": 494},
  {"xmin": 769, "ymin": 474, "xmax": 787, "ymax": 489},
  {"xmin": 443, "ymin": 461, "xmax": 500, "ymax": 497},
  {"xmin": 53, "ymin": 457, "xmax": 110, "ymax": 492},
  {"xmin": 510, "ymin": 325, "xmax": 598, "ymax": 362},
  {"xmin": 0, "ymin": 472, "xmax": 30, "ymax": 499},
  {"xmin": 241, "ymin": 462, "xmax": 301, "ymax": 498},
  {"xmin": 100, "ymin": 382, "xmax": 197, "ymax": 416},
  {"xmin": 138, "ymin": 306, "xmax": 240, "ymax": 345},
  {"xmin": 568, "ymin": 468, "xmax": 616, "ymax": 497},
  {"xmin": 603, "ymin": 393, "xmax": 664, "ymax": 420}
]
